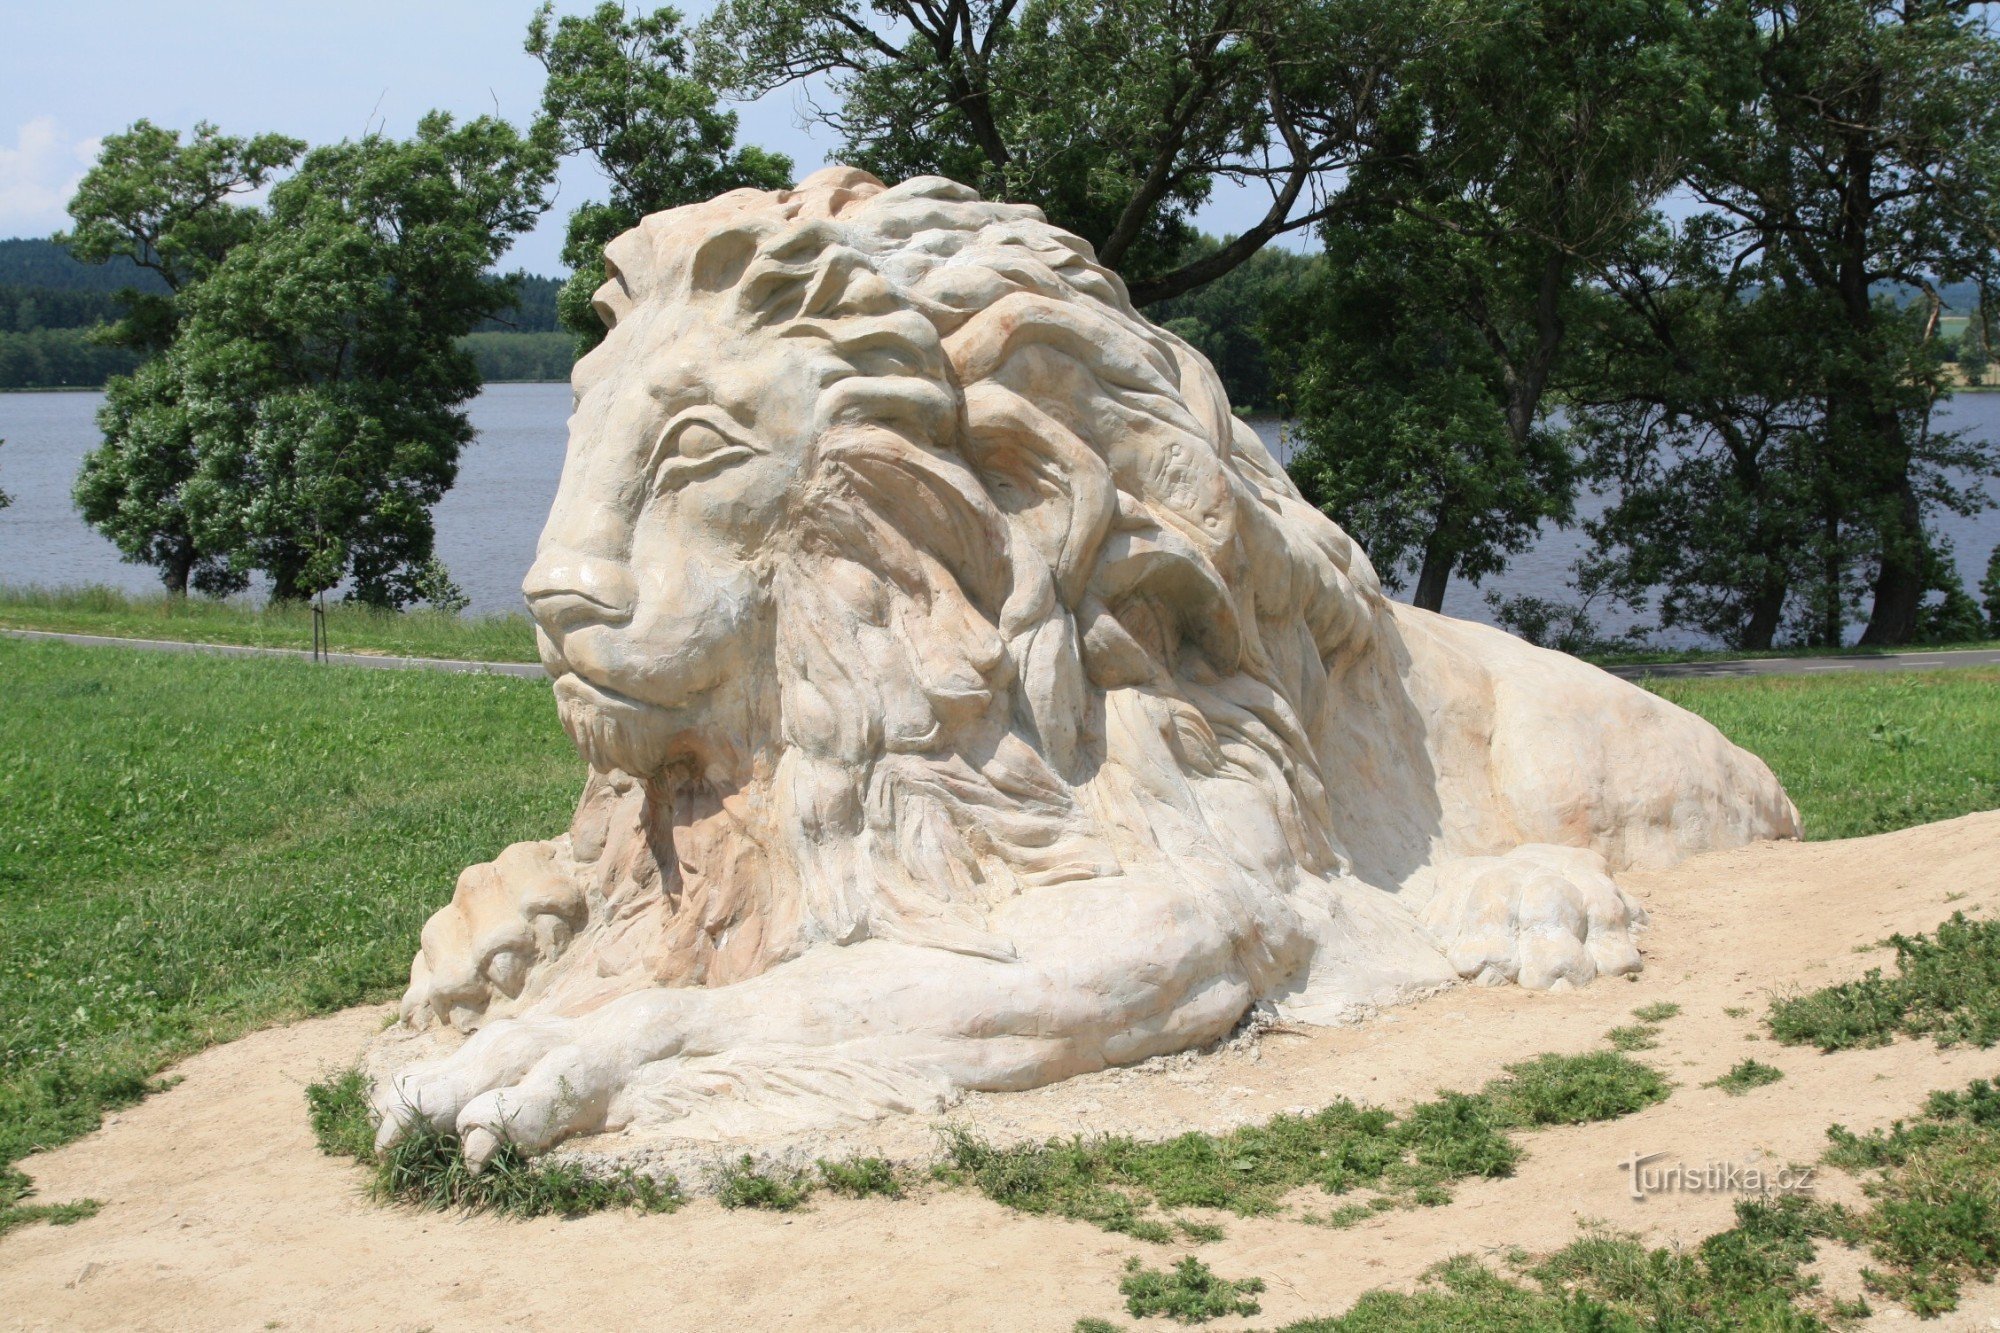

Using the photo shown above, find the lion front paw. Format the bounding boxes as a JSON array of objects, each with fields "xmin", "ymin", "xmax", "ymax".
[
  {"xmin": 400, "ymin": 840, "xmax": 588, "ymax": 1030},
  {"xmin": 1418, "ymin": 844, "xmax": 1648, "ymax": 991}
]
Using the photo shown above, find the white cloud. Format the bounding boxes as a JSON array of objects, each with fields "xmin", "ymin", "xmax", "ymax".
[{"xmin": 0, "ymin": 117, "xmax": 99, "ymax": 236}]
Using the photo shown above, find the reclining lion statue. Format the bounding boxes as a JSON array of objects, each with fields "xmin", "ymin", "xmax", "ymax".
[{"xmin": 371, "ymin": 167, "xmax": 1798, "ymax": 1164}]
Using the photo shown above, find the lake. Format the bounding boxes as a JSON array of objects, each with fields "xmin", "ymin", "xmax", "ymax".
[{"xmin": 3, "ymin": 383, "xmax": 1996, "ymax": 642}]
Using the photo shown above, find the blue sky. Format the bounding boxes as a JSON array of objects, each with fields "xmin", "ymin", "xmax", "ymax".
[{"xmin": 0, "ymin": 0, "xmax": 1300, "ymax": 276}]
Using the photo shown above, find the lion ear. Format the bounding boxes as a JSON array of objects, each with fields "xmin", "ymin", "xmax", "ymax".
[{"xmin": 689, "ymin": 227, "xmax": 760, "ymax": 295}]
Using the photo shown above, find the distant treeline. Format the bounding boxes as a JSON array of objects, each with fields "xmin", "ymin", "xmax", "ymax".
[{"xmin": 0, "ymin": 238, "xmax": 572, "ymax": 388}]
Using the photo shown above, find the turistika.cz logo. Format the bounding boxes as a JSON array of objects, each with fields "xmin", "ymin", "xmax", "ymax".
[{"xmin": 1616, "ymin": 1150, "xmax": 1816, "ymax": 1201}]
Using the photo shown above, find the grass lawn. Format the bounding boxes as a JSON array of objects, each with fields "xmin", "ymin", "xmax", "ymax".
[
  {"xmin": 1646, "ymin": 668, "xmax": 2000, "ymax": 840},
  {"xmin": 0, "ymin": 637, "xmax": 577, "ymax": 1185},
  {"xmin": 0, "ymin": 585, "xmax": 538, "ymax": 664},
  {"xmin": 0, "ymin": 639, "xmax": 1996, "ymax": 1217}
]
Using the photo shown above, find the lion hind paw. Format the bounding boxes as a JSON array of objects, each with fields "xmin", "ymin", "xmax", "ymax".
[{"xmin": 1419, "ymin": 844, "xmax": 1648, "ymax": 991}]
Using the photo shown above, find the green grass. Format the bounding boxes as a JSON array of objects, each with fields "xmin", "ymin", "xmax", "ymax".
[
  {"xmin": 1706, "ymin": 1059, "xmax": 1786, "ymax": 1096},
  {"xmin": 1119, "ymin": 1256, "xmax": 1265, "ymax": 1323},
  {"xmin": 0, "ymin": 638, "xmax": 580, "ymax": 1202},
  {"xmin": 939, "ymin": 1050, "xmax": 1667, "ymax": 1242},
  {"xmin": 307, "ymin": 1069, "xmax": 682, "ymax": 1218},
  {"xmin": 1822, "ymin": 1078, "xmax": 2000, "ymax": 1316},
  {"xmin": 1766, "ymin": 912, "xmax": 2000, "ymax": 1052},
  {"xmin": 1632, "ymin": 1002, "xmax": 1682, "ymax": 1023},
  {"xmin": 712, "ymin": 1154, "xmax": 816, "ymax": 1211},
  {"xmin": 1607, "ymin": 1024, "xmax": 1660, "ymax": 1051},
  {"xmin": 1646, "ymin": 669, "xmax": 2000, "ymax": 840},
  {"xmin": 0, "ymin": 584, "xmax": 538, "ymax": 664},
  {"xmin": 1588, "ymin": 636, "xmax": 2000, "ymax": 669}
]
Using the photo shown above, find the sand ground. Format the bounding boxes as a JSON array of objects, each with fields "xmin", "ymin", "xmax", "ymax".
[{"xmin": 5, "ymin": 812, "xmax": 2000, "ymax": 1331}]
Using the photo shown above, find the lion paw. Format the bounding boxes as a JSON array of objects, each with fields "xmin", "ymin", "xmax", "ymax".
[
  {"xmin": 1418, "ymin": 844, "xmax": 1648, "ymax": 991},
  {"xmin": 399, "ymin": 840, "xmax": 588, "ymax": 1031},
  {"xmin": 374, "ymin": 989, "xmax": 690, "ymax": 1164}
]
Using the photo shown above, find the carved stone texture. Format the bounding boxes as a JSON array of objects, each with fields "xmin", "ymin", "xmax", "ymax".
[{"xmin": 370, "ymin": 167, "xmax": 1800, "ymax": 1163}]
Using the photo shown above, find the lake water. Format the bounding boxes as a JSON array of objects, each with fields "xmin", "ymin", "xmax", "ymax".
[{"xmin": 3, "ymin": 383, "xmax": 1996, "ymax": 642}]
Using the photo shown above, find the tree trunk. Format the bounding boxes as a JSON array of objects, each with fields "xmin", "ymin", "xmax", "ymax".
[
  {"xmin": 160, "ymin": 541, "xmax": 192, "ymax": 598},
  {"xmin": 1740, "ymin": 571, "xmax": 1788, "ymax": 651},
  {"xmin": 1859, "ymin": 477, "xmax": 1924, "ymax": 646},
  {"xmin": 1412, "ymin": 537, "xmax": 1453, "ymax": 613}
]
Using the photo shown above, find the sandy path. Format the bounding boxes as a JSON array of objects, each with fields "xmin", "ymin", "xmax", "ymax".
[{"xmin": 5, "ymin": 812, "xmax": 2000, "ymax": 1331}]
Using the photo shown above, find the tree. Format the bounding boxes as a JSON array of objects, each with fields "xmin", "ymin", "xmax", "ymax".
[
  {"xmin": 57, "ymin": 120, "xmax": 302, "ymax": 354},
  {"xmin": 1273, "ymin": 0, "xmax": 1724, "ymax": 612},
  {"xmin": 1143, "ymin": 236, "xmax": 1317, "ymax": 411},
  {"xmin": 1566, "ymin": 219, "xmax": 1836, "ymax": 649},
  {"xmin": 528, "ymin": 2, "xmax": 792, "ymax": 347},
  {"xmin": 696, "ymin": 0, "xmax": 1422, "ymax": 302},
  {"xmin": 79, "ymin": 113, "xmax": 554, "ymax": 605},
  {"xmin": 1684, "ymin": 0, "xmax": 2000, "ymax": 645}
]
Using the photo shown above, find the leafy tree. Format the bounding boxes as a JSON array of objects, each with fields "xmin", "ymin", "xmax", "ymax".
[
  {"xmin": 57, "ymin": 120, "xmax": 302, "ymax": 353},
  {"xmin": 1566, "ymin": 219, "xmax": 1835, "ymax": 649},
  {"xmin": 1273, "ymin": 0, "xmax": 1724, "ymax": 613},
  {"xmin": 1144, "ymin": 236, "xmax": 1317, "ymax": 411},
  {"xmin": 528, "ymin": 2, "xmax": 792, "ymax": 347},
  {"xmin": 78, "ymin": 113, "xmax": 554, "ymax": 605},
  {"xmin": 1684, "ymin": 0, "xmax": 2000, "ymax": 645},
  {"xmin": 696, "ymin": 0, "xmax": 1421, "ymax": 302}
]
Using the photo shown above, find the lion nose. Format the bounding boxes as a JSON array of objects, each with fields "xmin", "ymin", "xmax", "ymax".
[{"xmin": 522, "ymin": 547, "xmax": 637, "ymax": 633}]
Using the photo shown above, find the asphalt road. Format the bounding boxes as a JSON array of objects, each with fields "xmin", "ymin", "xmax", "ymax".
[{"xmin": 5, "ymin": 626, "xmax": 1997, "ymax": 683}]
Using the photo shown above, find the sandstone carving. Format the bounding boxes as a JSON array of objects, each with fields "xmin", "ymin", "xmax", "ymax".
[{"xmin": 370, "ymin": 167, "xmax": 1800, "ymax": 1163}]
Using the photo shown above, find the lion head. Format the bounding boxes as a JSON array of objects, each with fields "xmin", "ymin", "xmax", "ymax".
[{"xmin": 496, "ymin": 166, "xmax": 1385, "ymax": 1002}]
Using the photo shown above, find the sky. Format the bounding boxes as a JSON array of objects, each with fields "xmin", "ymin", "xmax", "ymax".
[{"xmin": 0, "ymin": 0, "xmax": 1304, "ymax": 277}]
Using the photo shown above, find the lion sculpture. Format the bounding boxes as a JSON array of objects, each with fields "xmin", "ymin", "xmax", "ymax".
[{"xmin": 371, "ymin": 167, "xmax": 1798, "ymax": 1164}]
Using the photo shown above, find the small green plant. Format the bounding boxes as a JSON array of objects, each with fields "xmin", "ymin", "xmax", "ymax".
[
  {"xmin": 1724, "ymin": 1006, "xmax": 1749, "ymax": 1018},
  {"xmin": 1706, "ymin": 1059, "xmax": 1785, "ymax": 1096},
  {"xmin": 1488, "ymin": 1051, "xmax": 1671, "ymax": 1126},
  {"xmin": 1768, "ymin": 912, "xmax": 2000, "ymax": 1052},
  {"xmin": 1632, "ymin": 1002, "xmax": 1682, "ymax": 1023},
  {"xmin": 713, "ymin": 1154, "xmax": 814, "ymax": 1211},
  {"xmin": 1821, "ymin": 1078, "xmax": 2000, "ymax": 1316},
  {"xmin": 816, "ymin": 1156, "xmax": 903, "ymax": 1199},
  {"xmin": 305, "ymin": 1070, "xmax": 681, "ymax": 1218},
  {"xmin": 1607, "ymin": 1024, "xmax": 1659, "ymax": 1051},
  {"xmin": 1119, "ymin": 1256, "xmax": 1264, "ymax": 1323},
  {"xmin": 1074, "ymin": 1320, "xmax": 1124, "ymax": 1333},
  {"xmin": 0, "ymin": 1164, "xmax": 101, "ymax": 1237}
]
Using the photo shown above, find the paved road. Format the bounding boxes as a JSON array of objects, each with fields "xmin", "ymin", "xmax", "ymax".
[
  {"xmin": 6, "ymin": 625, "xmax": 1997, "ymax": 683},
  {"xmin": 0, "ymin": 627, "xmax": 546, "ymax": 679},
  {"xmin": 1602, "ymin": 646, "xmax": 2000, "ymax": 680}
]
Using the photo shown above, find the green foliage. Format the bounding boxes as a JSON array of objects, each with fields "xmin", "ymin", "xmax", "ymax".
[
  {"xmin": 1822, "ymin": 1079, "xmax": 2000, "ymax": 1316},
  {"xmin": 0, "ymin": 1163, "xmax": 101, "ymax": 1238},
  {"xmin": 712, "ymin": 1154, "xmax": 815, "ymax": 1210},
  {"xmin": 1119, "ymin": 1256, "xmax": 1264, "ymax": 1323},
  {"xmin": 0, "ymin": 584, "xmax": 538, "ymax": 662},
  {"xmin": 1606, "ymin": 1025, "xmax": 1659, "ymax": 1052},
  {"xmin": 1143, "ymin": 238, "xmax": 1317, "ymax": 412},
  {"xmin": 459, "ymin": 331, "xmax": 574, "ymax": 383},
  {"xmin": 0, "ymin": 327, "xmax": 141, "ymax": 389},
  {"xmin": 1767, "ymin": 912, "xmax": 2000, "ymax": 1052},
  {"xmin": 57, "ymin": 119, "xmax": 302, "ymax": 353},
  {"xmin": 817, "ymin": 1155, "xmax": 904, "ymax": 1198},
  {"xmin": 696, "ymin": 0, "xmax": 1410, "ymax": 304},
  {"xmin": 1631, "ymin": 1003, "xmax": 1681, "ymax": 1024},
  {"xmin": 527, "ymin": 1, "xmax": 791, "ymax": 348},
  {"xmin": 1273, "ymin": 1196, "xmax": 1844, "ymax": 1330},
  {"xmin": 939, "ymin": 1049, "xmax": 1663, "ymax": 1240},
  {"xmin": 1646, "ymin": 670, "xmax": 2000, "ymax": 840},
  {"xmin": 70, "ymin": 112, "xmax": 555, "ymax": 604},
  {"xmin": 0, "ymin": 639, "xmax": 579, "ymax": 1191},
  {"xmin": 307, "ymin": 1068, "xmax": 683, "ymax": 1218},
  {"xmin": 1707, "ymin": 1060, "xmax": 1786, "ymax": 1097}
]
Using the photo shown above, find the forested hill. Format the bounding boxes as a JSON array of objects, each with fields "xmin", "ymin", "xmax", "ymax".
[{"xmin": 0, "ymin": 236, "xmax": 570, "ymax": 388}]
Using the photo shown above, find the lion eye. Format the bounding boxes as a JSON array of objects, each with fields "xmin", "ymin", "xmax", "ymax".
[
  {"xmin": 650, "ymin": 414, "xmax": 759, "ymax": 490},
  {"xmin": 675, "ymin": 422, "xmax": 732, "ymax": 462}
]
